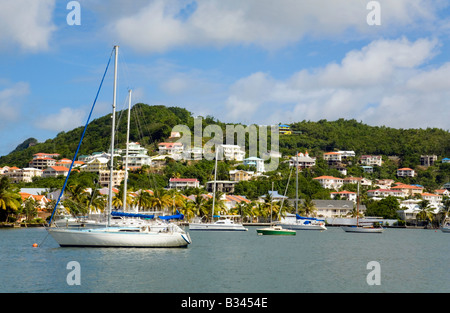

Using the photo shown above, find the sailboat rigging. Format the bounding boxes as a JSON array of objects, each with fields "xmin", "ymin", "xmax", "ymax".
[
  {"xmin": 189, "ymin": 147, "xmax": 248, "ymax": 231},
  {"xmin": 46, "ymin": 46, "xmax": 191, "ymax": 247},
  {"xmin": 341, "ymin": 181, "xmax": 383, "ymax": 233}
]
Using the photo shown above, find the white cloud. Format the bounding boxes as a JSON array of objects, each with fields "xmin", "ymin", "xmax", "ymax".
[
  {"xmin": 224, "ymin": 37, "xmax": 450, "ymax": 129},
  {"xmin": 37, "ymin": 107, "xmax": 86, "ymax": 132},
  {"xmin": 0, "ymin": 0, "xmax": 56, "ymax": 52},
  {"xmin": 103, "ymin": 0, "xmax": 441, "ymax": 53},
  {"xmin": 0, "ymin": 81, "xmax": 29, "ymax": 125}
]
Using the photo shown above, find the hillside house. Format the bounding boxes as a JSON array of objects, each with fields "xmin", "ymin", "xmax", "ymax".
[
  {"xmin": 221, "ymin": 144, "xmax": 245, "ymax": 161},
  {"xmin": 168, "ymin": 178, "xmax": 200, "ymax": 190},
  {"xmin": 313, "ymin": 176, "xmax": 344, "ymax": 191},
  {"xmin": 397, "ymin": 168, "xmax": 415, "ymax": 177},
  {"xmin": 360, "ymin": 155, "xmax": 382, "ymax": 166},
  {"xmin": 43, "ymin": 166, "xmax": 69, "ymax": 178},
  {"xmin": 243, "ymin": 156, "xmax": 265, "ymax": 173},
  {"xmin": 29, "ymin": 157, "xmax": 56, "ymax": 170},
  {"xmin": 289, "ymin": 152, "xmax": 316, "ymax": 170}
]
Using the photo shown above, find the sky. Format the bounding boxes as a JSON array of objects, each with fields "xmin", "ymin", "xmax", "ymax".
[{"xmin": 1, "ymin": 0, "xmax": 450, "ymax": 157}]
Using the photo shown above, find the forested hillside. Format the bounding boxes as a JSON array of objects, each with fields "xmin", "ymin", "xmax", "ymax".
[{"xmin": 1, "ymin": 104, "xmax": 449, "ymax": 170}]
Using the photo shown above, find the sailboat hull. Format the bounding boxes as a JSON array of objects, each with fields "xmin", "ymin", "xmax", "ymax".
[
  {"xmin": 256, "ymin": 226, "xmax": 296, "ymax": 236},
  {"xmin": 440, "ymin": 226, "xmax": 450, "ymax": 233},
  {"xmin": 341, "ymin": 226, "xmax": 384, "ymax": 233},
  {"xmin": 189, "ymin": 223, "xmax": 248, "ymax": 231},
  {"xmin": 281, "ymin": 223, "xmax": 327, "ymax": 231},
  {"xmin": 47, "ymin": 227, "xmax": 191, "ymax": 248}
]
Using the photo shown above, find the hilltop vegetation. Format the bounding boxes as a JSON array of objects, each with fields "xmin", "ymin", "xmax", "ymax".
[{"xmin": 1, "ymin": 104, "xmax": 449, "ymax": 197}]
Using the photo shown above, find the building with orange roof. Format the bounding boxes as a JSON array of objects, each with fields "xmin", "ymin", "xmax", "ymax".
[
  {"xmin": 396, "ymin": 167, "xmax": 415, "ymax": 177},
  {"xmin": 330, "ymin": 190, "xmax": 357, "ymax": 202},
  {"xmin": 391, "ymin": 184, "xmax": 423, "ymax": 196},
  {"xmin": 42, "ymin": 166, "xmax": 70, "ymax": 178}
]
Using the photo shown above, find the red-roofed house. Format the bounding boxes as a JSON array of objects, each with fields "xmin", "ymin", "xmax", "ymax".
[
  {"xmin": 42, "ymin": 166, "xmax": 70, "ymax": 178},
  {"xmin": 168, "ymin": 178, "xmax": 200, "ymax": 190},
  {"xmin": 397, "ymin": 168, "xmax": 415, "ymax": 177},
  {"xmin": 330, "ymin": 190, "xmax": 357, "ymax": 202},
  {"xmin": 158, "ymin": 142, "xmax": 184, "ymax": 155}
]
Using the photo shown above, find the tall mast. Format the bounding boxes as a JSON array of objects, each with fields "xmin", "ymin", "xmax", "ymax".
[
  {"xmin": 108, "ymin": 45, "xmax": 118, "ymax": 227},
  {"xmin": 295, "ymin": 151, "xmax": 298, "ymax": 214},
  {"xmin": 123, "ymin": 89, "xmax": 131, "ymax": 212},
  {"xmin": 212, "ymin": 147, "xmax": 218, "ymax": 220},
  {"xmin": 356, "ymin": 180, "xmax": 360, "ymax": 227}
]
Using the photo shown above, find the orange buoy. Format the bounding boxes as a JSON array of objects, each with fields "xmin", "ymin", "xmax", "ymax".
[{"xmin": 32, "ymin": 243, "xmax": 38, "ymax": 247}]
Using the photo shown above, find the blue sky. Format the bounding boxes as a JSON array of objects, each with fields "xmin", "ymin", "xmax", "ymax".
[{"xmin": 1, "ymin": 0, "xmax": 450, "ymax": 157}]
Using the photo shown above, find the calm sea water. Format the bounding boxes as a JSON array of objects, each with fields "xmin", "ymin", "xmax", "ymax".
[{"xmin": 0, "ymin": 226, "xmax": 448, "ymax": 293}]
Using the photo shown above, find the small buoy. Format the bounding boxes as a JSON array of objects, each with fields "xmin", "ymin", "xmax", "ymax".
[{"xmin": 32, "ymin": 243, "xmax": 38, "ymax": 247}]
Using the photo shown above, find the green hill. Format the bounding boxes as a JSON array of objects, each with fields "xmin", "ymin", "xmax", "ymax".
[{"xmin": 1, "ymin": 104, "xmax": 449, "ymax": 172}]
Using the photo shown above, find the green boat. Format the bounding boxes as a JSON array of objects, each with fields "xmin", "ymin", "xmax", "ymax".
[{"xmin": 256, "ymin": 225, "xmax": 296, "ymax": 236}]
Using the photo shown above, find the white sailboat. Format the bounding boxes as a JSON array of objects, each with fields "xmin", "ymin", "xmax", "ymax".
[
  {"xmin": 440, "ymin": 208, "xmax": 450, "ymax": 233},
  {"xmin": 257, "ymin": 182, "xmax": 296, "ymax": 235},
  {"xmin": 279, "ymin": 154, "xmax": 327, "ymax": 231},
  {"xmin": 46, "ymin": 46, "xmax": 191, "ymax": 247},
  {"xmin": 341, "ymin": 182, "xmax": 383, "ymax": 233},
  {"xmin": 189, "ymin": 149, "xmax": 247, "ymax": 231}
]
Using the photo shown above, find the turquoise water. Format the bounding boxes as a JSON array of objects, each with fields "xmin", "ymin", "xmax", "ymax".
[{"xmin": 0, "ymin": 227, "xmax": 448, "ymax": 293}]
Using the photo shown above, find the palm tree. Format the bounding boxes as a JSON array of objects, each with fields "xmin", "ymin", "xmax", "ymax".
[
  {"xmin": 178, "ymin": 200, "xmax": 196, "ymax": 222},
  {"xmin": 417, "ymin": 200, "xmax": 434, "ymax": 227},
  {"xmin": 112, "ymin": 185, "xmax": 132, "ymax": 210},
  {"xmin": 133, "ymin": 190, "xmax": 152, "ymax": 212},
  {"xmin": 191, "ymin": 192, "xmax": 209, "ymax": 220},
  {"xmin": 300, "ymin": 197, "xmax": 317, "ymax": 217},
  {"xmin": 0, "ymin": 176, "xmax": 22, "ymax": 222},
  {"xmin": 149, "ymin": 189, "xmax": 172, "ymax": 213}
]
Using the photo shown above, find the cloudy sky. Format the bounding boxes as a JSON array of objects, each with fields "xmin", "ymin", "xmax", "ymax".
[{"xmin": 1, "ymin": 0, "xmax": 450, "ymax": 156}]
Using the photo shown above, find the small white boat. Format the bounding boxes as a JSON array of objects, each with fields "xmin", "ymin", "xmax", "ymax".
[
  {"xmin": 441, "ymin": 226, "xmax": 450, "ymax": 233},
  {"xmin": 189, "ymin": 217, "xmax": 248, "ymax": 231},
  {"xmin": 341, "ymin": 182, "xmax": 383, "ymax": 234},
  {"xmin": 341, "ymin": 225, "xmax": 384, "ymax": 233},
  {"xmin": 280, "ymin": 216, "xmax": 327, "ymax": 231}
]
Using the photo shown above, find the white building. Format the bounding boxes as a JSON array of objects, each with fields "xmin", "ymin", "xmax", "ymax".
[
  {"xmin": 43, "ymin": 166, "xmax": 69, "ymax": 178},
  {"xmin": 289, "ymin": 152, "xmax": 316, "ymax": 170},
  {"xmin": 243, "ymin": 156, "xmax": 265, "ymax": 173},
  {"xmin": 158, "ymin": 142, "xmax": 184, "ymax": 155},
  {"xmin": 5, "ymin": 167, "xmax": 43, "ymax": 183},
  {"xmin": 397, "ymin": 168, "xmax": 415, "ymax": 177},
  {"xmin": 168, "ymin": 178, "xmax": 200, "ymax": 190},
  {"xmin": 360, "ymin": 155, "xmax": 382, "ymax": 166},
  {"xmin": 313, "ymin": 176, "xmax": 344, "ymax": 191},
  {"xmin": 221, "ymin": 144, "xmax": 245, "ymax": 161}
]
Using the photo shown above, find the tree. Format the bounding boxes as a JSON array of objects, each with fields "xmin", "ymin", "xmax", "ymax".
[
  {"xmin": 300, "ymin": 197, "xmax": 317, "ymax": 217},
  {"xmin": 0, "ymin": 176, "xmax": 22, "ymax": 222},
  {"xmin": 416, "ymin": 200, "xmax": 434, "ymax": 226}
]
